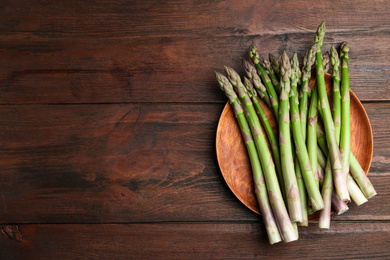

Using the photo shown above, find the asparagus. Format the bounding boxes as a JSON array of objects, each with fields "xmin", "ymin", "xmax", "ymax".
[
  {"xmin": 339, "ymin": 42, "xmax": 351, "ymax": 188},
  {"xmin": 249, "ymin": 43, "xmax": 280, "ymax": 121},
  {"xmin": 224, "ymin": 66, "xmax": 298, "ymax": 243},
  {"xmin": 349, "ymin": 154, "xmax": 377, "ymax": 198},
  {"xmin": 243, "ymin": 59, "xmax": 272, "ymax": 109},
  {"xmin": 299, "ymin": 45, "xmax": 317, "ymax": 141},
  {"xmin": 330, "ymin": 45, "xmax": 342, "ymax": 144},
  {"xmin": 243, "ymin": 77, "xmax": 285, "ymax": 200},
  {"xmin": 295, "ymin": 155, "xmax": 308, "ymax": 226},
  {"xmin": 288, "ymin": 51, "xmax": 324, "ymax": 212},
  {"xmin": 269, "ymin": 53, "xmax": 281, "ymax": 79},
  {"xmin": 215, "ymin": 72, "xmax": 282, "ymax": 244},
  {"xmin": 322, "ymin": 51, "xmax": 330, "ymax": 73},
  {"xmin": 314, "ymin": 22, "xmax": 350, "ymax": 202},
  {"xmin": 319, "ymin": 45, "xmax": 341, "ymax": 228},
  {"xmin": 278, "ymin": 52, "xmax": 303, "ymax": 223},
  {"xmin": 307, "ymin": 84, "xmax": 319, "ymax": 187},
  {"xmin": 262, "ymin": 59, "xmax": 282, "ymax": 96}
]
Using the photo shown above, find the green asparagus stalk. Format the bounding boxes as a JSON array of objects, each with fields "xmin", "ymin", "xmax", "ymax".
[
  {"xmin": 307, "ymin": 84, "xmax": 319, "ymax": 187},
  {"xmin": 295, "ymin": 155, "xmax": 308, "ymax": 226},
  {"xmin": 249, "ymin": 43, "xmax": 280, "ymax": 121},
  {"xmin": 243, "ymin": 59, "xmax": 272, "ymax": 109},
  {"xmin": 319, "ymin": 158, "xmax": 333, "ymax": 228},
  {"xmin": 300, "ymin": 44, "xmax": 317, "ymax": 141},
  {"xmin": 287, "ymin": 51, "xmax": 324, "ymax": 212},
  {"xmin": 262, "ymin": 59, "xmax": 282, "ymax": 96},
  {"xmin": 319, "ymin": 45, "xmax": 341, "ymax": 228},
  {"xmin": 269, "ymin": 53, "xmax": 281, "ymax": 79},
  {"xmin": 215, "ymin": 72, "xmax": 282, "ymax": 244},
  {"xmin": 339, "ymin": 42, "xmax": 351, "ymax": 186},
  {"xmin": 314, "ymin": 21, "xmax": 350, "ymax": 202},
  {"xmin": 330, "ymin": 45, "xmax": 342, "ymax": 144},
  {"xmin": 224, "ymin": 66, "xmax": 298, "ymax": 242},
  {"xmin": 349, "ymin": 154, "xmax": 377, "ymax": 198},
  {"xmin": 278, "ymin": 53, "xmax": 303, "ymax": 223},
  {"xmin": 243, "ymin": 77, "xmax": 285, "ymax": 200}
]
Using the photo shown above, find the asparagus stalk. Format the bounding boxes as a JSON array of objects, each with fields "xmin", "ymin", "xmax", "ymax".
[
  {"xmin": 269, "ymin": 53, "xmax": 281, "ymax": 79},
  {"xmin": 330, "ymin": 45, "xmax": 342, "ymax": 145},
  {"xmin": 243, "ymin": 59, "xmax": 272, "ymax": 109},
  {"xmin": 349, "ymin": 154, "xmax": 377, "ymax": 198},
  {"xmin": 319, "ymin": 45, "xmax": 341, "ymax": 228},
  {"xmin": 307, "ymin": 84, "xmax": 319, "ymax": 187},
  {"xmin": 339, "ymin": 42, "xmax": 351, "ymax": 189},
  {"xmin": 288, "ymin": 51, "xmax": 324, "ymax": 212},
  {"xmin": 314, "ymin": 21, "xmax": 350, "ymax": 202},
  {"xmin": 295, "ymin": 155, "xmax": 308, "ymax": 226},
  {"xmin": 249, "ymin": 43, "xmax": 280, "ymax": 121},
  {"xmin": 300, "ymin": 45, "xmax": 317, "ymax": 141},
  {"xmin": 243, "ymin": 77, "xmax": 285, "ymax": 200},
  {"xmin": 224, "ymin": 66, "xmax": 298, "ymax": 243},
  {"xmin": 278, "ymin": 52, "xmax": 303, "ymax": 223},
  {"xmin": 215, "ymin": 72, "xmax": 282, "ymax": 244},
  {"xmin": 262, "ymin": 59, "xmax": 282, "ymax": 96}
]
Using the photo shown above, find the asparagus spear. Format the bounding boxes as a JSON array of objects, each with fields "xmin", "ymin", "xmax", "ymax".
[
  {"xmin": 307, "ymin": 84, "xmax": 319, "ymax": 188},
  {"xmin": 243, "ymin": 59, "xmax": 272, "ymax": 109},
  {"xmin": 215, "ymin": 72, "xmax": 282, "ymax": 244},
  {"xmin": 349, "ymin": 154, "xmax": 377, "ymax": 198},
  {"xmin": 224, "ymin": 66, "xmax": 298, "ymax": 243},
  {"xmin": 288, "ymin": 51, "xmax": 324, "ymax": 212},
  {"xmin": 300, "ymin": 44, "xmax": 317, "ymax": 141},
  {"xmin": 314, "ymin": 22, "xmax": 350, "ymax": 202},
  {"xmin": 339, "ymin": 42, "xmax": 351, "ymax": 188},
  {"xmin": 278, "ymin": 53, "xmax": 303, "ymax": 223},
  {"xmin": 262, "ymin": 59, "xmax": 282, "ymax": 96},
  {"xmin": 319, "ymin": 45, "xmax": 341, "ymax": 228},
  {"xmin": 249, "ymin": 43, "xmax": 280, "ymax": 121},
  {"xmin": 243, "ymin": 77, "xmax": 285, "ymax": 200},
  {"xmin": 330, "ymin": 45, "xmax": 342, "ymax": 144},
  {"xmin": 294, "ymin": 155, "xmax": 308, "ymax": 226},
  {"xmin": 269, "ymin": 53, "xmax": 281, "ymax": 79}
]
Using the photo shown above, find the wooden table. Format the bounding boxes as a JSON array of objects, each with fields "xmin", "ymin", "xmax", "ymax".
[{"xmin": 1, "ymin": 0, "xmax": 389, "ymax": 259}]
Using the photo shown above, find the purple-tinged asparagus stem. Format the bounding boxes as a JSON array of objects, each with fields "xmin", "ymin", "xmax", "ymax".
[
  {"xmin": 215, "ymin": 71, "xmax": 282, "ymax": 244},
  {"xmin": 331, "ymin": 190, "xmax": 349, "ymax": 215}
]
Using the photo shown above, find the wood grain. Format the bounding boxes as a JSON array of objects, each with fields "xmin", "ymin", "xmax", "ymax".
[
  {"xmin": 1, "ymin": 223, "xmax": 390, "ymax": 259},
  {"xmin": 0, "ymin": 103, "xmax": 388, "ymax": 223},
  {"xmin": 0, "ymin": 1, "xmax": 390, "ymax": 104}
]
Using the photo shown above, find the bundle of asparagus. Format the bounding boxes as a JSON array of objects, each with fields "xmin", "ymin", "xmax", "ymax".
[{"xmin": 215, "ymin": 21, "xmax": 376, "ymax": 244}]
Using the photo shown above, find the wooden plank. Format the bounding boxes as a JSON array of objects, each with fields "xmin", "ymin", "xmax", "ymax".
[
  {"xmin": 0, "ymin": 1, "xmax": 389, "ymax": 104},
  {"xmin": 0, "ymin": 32, "xmax": 389, "ymax": 104},
  {"xmin": 0, "ymin": 103, "xmax": 389, "ymax": 223},
  {"xmin": 1, "ymin": 222, "xmax": 390, "ymax": 259},
  {"xmin": 0, "ymin": 0, "xmax": 389, "ymax": 38}
]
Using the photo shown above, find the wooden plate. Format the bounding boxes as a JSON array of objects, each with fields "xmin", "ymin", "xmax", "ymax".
[{"xmin": 215, "ymin": 73, "xmax": 373, "ymax": 220}]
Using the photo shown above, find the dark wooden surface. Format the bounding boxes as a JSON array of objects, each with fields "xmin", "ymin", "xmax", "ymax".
[{"xmin": 1, "ymin": 0, "xmax": 389, "ymax": 259}]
